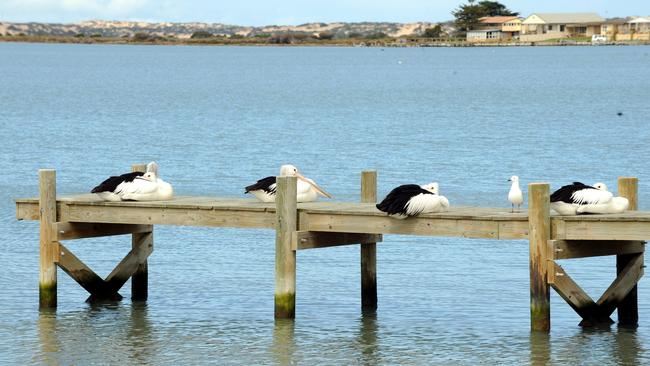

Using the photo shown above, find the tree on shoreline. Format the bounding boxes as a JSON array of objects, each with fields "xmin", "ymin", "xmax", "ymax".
[
  {"xmin": 191, "ymin": 31, "xmax": 213, "ymax": 39},
  {"xmin": 452, "ymin": 0, "xmax": 518, "ymax": 32},
  {"xmin": 423, "ymin": 25, "xmax": 443, "ymax": 38}
]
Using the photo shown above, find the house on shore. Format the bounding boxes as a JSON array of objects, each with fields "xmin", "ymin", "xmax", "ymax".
[
  {"xmin": 520, "ymin": 13, "xmax": 605, "ymax": 42},
  {"xmin": 615, "ymin": 17, "xmax": 650, "ymax": 41},
  {"xmin": 600, "ymin": 18, "xmax": 628, "ymax": 41},
  {"xmin": 466, "ymin": 16, "xmax": 522, "ymax": 42}
]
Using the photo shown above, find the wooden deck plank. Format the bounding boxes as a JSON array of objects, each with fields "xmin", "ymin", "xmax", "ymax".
[
  {"xmin": 15, "ymin": 194, "xmax": 650, "ymax": 240},
  {"xmin": 63, "ymin": 204, "xmax": 277, "ymax": 228}
]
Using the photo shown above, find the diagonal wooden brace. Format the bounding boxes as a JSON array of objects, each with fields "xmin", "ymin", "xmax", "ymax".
[
  {"xmin": 549, "ymin": 253, "xmax": 644, "ymax": 327},
  {"xmin": 596, "ymin": 252, "xmax": 644, "ymax": 317},
  {"xmin": 549, "ymin": 262, "xmax": 614, "ymax": 326},
  {"xmin": 57, "ymin": 243, "xmax": 123, "ymax": 301},
  {"xmin": 102, "ymin": 232, "xmax": 153, "ymax": 296},
  {"xmin": 56, "ymin": 233, "xmax": 153, "ymax": 302}
]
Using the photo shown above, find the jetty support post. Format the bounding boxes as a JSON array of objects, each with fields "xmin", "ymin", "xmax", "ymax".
[
  {"xmin": 131, "ymin": 163, "xmax": 152, "ymax": 301},
  {"xmin": 617, "ymin": 177, "xmax": 641, "ymax": 327},
  {"xmin": 39, "ymin": 169, "xmax": 58, "ymax": 308},
  {"xmin": 275, "ymin": 176, "xmax": 297, "ymax": 318},
  {"xmin": 529, "ymin": 183, "xmax": 551, "ymax": 331},
  {"xmin": 360, "ymin": 170, "xmax": 378, "ymax": 311}
]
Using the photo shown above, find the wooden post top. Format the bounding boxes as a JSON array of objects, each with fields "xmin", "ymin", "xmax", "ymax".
[
  {"xmin": 618, "ymin": 177, "xmax": 638, "ymax": 211},
  {"xmin": 361, "ymin": 171, "xmax": 377, "ymax": 204},
  {"xmin": 132, "ymin": 163, "xmax": 147, "ymax": 173}
]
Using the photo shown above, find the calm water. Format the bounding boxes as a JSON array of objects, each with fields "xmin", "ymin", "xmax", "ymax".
[{"xmin": 1, "ymin": 43, "xmax": 650, "ymax": 365}]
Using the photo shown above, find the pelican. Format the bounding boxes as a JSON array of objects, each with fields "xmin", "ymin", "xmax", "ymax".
[
  {"xmin": 245, "ymin": 164, "xmax": 332, "ymax": 203},
  {"xmin": 508, "ymin": 175, "xmax": 524, "ymax": 212},
  {"xmin": 550, "ymin": 182, "xmax": 627, "ymax": 215},
  {"xmin": 91, "ymin": 162, "xmax": 173, "ymax": 201},
  {"xmin": 376, "ymin": 182, "xmax": 450, "ymax": 219}
]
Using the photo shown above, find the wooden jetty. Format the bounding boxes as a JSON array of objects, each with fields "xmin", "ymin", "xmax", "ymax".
[{"xmin": 15, "ymin": 166, "xmax": 648, "ymax": 331}]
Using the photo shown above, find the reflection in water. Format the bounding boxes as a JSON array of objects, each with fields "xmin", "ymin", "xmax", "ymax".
[
  {"xmin": 358, "ymin": 310, "xmax": 379, "ymax": 365},
  {"xmin": 272, "ymin": 319, "xmax": 295, "ymax": 366},
  {"xmin": 35, "ymin": 303, "xmax": 156, "ymax": 365},
  {"xmin": 529, "ymin": 331, "xmax": 551, "ymax": 366},
  {"xmin": 126, "ymin": 302, "xmax": 155, "ymax": 365},
  {"xmin": 614, "ymin": 328, "xmax": 640, "ymax": 365},
  {"xmin": 36, "ymin": 309, "xmax": 60, "ymax": 366}
]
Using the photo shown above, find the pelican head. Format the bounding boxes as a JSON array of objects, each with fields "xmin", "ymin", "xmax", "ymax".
[
  {"xmin": 146, "ymin": 161, "xmax": 159, "ymax": 175},
  {"xmin": 593, "ymin": 182, "xmax": 608, "ymax": 191},
  {"xmin": 421, "ymin": 182, "xmax": 439, "ymax": 195},
  {"xmin": 279, "ymin": 164, "xmax": 298, "ymax": 177},
  {"xmin": 279, "ymin": 164, "xmax": 332, "ymax": 199},
  {"xmin": 508, "ymin": 175, "xmax": 519, "ymax": 183},
  {"xmin": 138, "ymin": 171, "xmax": 157, "ymax": 182}
]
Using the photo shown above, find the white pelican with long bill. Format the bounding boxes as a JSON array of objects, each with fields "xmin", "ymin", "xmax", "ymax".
[{"xmin": 245, "ymin": 164, "xmax": 332, "ymax": 203}]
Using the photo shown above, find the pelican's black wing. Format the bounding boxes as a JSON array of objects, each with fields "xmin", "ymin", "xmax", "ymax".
[
  {"xmin": 550, "ymin": 182, "xmax": 593, "ymax": 203},
  {"xmin": 91, "ymin": 171, "xmax": 144, "ymax": 193},
  {"xmin": 245, "ymin": 176, "xmax": 276, "ymax": 194},
  {"xmin": 376, "ymin": 184, "xmax": 431, "ymax": 215}
]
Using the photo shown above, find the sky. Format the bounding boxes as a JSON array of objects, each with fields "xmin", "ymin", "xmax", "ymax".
[{"xmin": 0, "ymin": 0, "xmax": 647, "ymax": 25}]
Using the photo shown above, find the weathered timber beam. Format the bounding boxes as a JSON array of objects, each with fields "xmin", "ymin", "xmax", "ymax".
[
  {"xmin": 551, "ymin": 240, "xmax": 645, "ymax": 260},
  {"xmin": 275, "ymin": 176, "xmax": 297, "ymax": 319},
  {"xmin": 529, "ymin": 183, "xmax": 551, "ymax": 331},
  {"xmin": 53, "ymin": 222, "xmax": 153, "ymax": 241},
  {"xmin": 16, "ymin": 201, "xmax": 39, "ymax": 220},
  {"xmin": 57, "ymin": 243, "xmax": 123, "ymax": 301},
  {"xmin": 549, "ymin": 263, "xmax": 613, "ymax": 326},
  {"xmin": 617, "ymin": 177, "xmax": 640, "ymax": 327},
  {"xmin": 291, "ymin": 231, "xmax": 382, "ymax": 250},
  {"xmin": 303, "ymin": 213, "xmax": 529, "ymax": 239},
  {"xmin": 131, "ymin": 230, "xmax": 152, "ymax": 301},
  {"xmin": 596, "ymin": 253, "xmax": 644, "ymax": 317},
  {"xmin": 99, "ymin": 232, "xmax": 154, "ymax": 297},
  {"xmin": 63, "ymin": 204, "xmax": 276, "ymax": 228},
  {"xmin": 560, "ymin": 221, "xmax": 650, "ymax": 241},
  {"xmin": 360, "ymin": 170, "xmax": 378, "ymax": 311},
  {"xmin": 39, "ymin": 170, "xmax": 58, "ymax": 308},
  {"xmin": 130, "ymin": 163, "xmax": 151, "ymax": 302}
]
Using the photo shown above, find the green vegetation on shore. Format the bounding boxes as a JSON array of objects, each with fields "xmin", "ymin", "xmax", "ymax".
[
  {"xmin": 0, "ymin": 32, "xmax": 399, "ymax": 46},
  {"xmin": 1, "ymin": 33, "xmax": 647, "ymax": 47}
]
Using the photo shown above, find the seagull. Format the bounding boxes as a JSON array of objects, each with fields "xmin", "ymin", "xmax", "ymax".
[
  {"xmin": 550, "ymin": 182, "xmax": 627, "ymax": 215},
  {"xmin": 508, "ymin": 175, "xmax": 524, "ymax": 212},
  {"xmin": 91, "ymin": 162, "xmax": 173, "ymax": 201},
  {"xmin": 376, "ymin": 182, "xmax": 450, "ymax": 219},
  {"xmin": 245, "ymin": 164, "xmax": 332, "ymax": 203}
]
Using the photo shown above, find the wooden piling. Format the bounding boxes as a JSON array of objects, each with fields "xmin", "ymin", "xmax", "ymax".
[
  {"xmin": 529, "ymin": 183, "xmax": 551, "ymax": 331},
  {"xmin": 275, "ymin": 176, "xmax": 297, "ymax": 318},
  {"xmin": 39, "ymin": 170, "xmax": 57, "ymax": 308},
  {"xmin": 617, "ymin": 177, "xmax": 640, "ymax": 327},
  {"xmin": 360, "ymin": 170, "xmax": 378, "ymax": 310},
  {"xmin": 131, "ymin": 163, "xmax": 151, "ymax": 301}
]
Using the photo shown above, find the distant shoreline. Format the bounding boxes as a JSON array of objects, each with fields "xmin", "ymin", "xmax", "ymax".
[{"xmin": 1, "ymin": 34, "xmax": 649, "ymax": 47}]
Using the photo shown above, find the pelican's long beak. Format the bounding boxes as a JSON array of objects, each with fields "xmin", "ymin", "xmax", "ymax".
[
  {"xmin": 296, "ymin": 174, "xmax": 333, "ymax": 199},
  {"xmin": 136, "ymin": 175, "xmax": 154, "ymax": 182}
]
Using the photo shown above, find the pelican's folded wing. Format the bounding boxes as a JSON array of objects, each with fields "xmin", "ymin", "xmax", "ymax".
[
  {"xmin": 571, "ymin": 189, "xmax": 613, "ymax": 205},
  {"xmin": 115, "ymin": 178, "xmax": 158, "ymax": 196}
]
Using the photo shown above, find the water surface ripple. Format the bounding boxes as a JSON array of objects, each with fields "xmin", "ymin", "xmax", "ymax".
[{"xmin": 1, "ymin": 43, "xmax": 649, "ymax": 365}]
